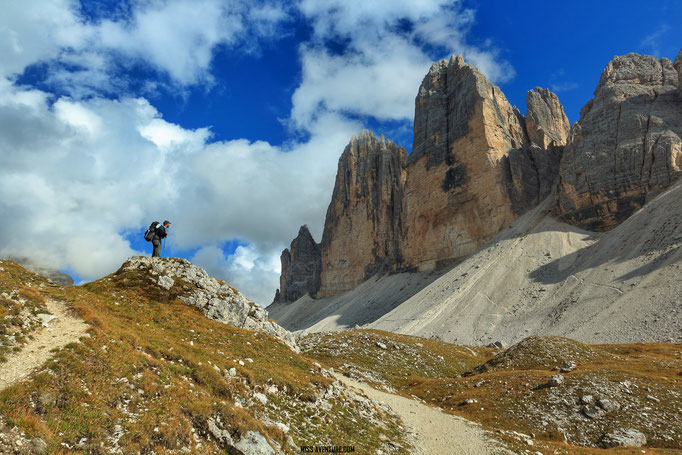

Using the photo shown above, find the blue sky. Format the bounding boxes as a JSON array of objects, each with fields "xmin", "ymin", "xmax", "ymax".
[{"xmin": 0, "ymin": 0, "xmax": 680, "ymax": 303}]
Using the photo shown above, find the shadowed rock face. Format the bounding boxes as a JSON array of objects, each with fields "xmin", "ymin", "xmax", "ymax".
[
  {"xmin": 318, "ymin": 131, "xmax": 407, "ymax": 297},
  {"xmin": 673, "ymin": 49, "xmax": 682, "ymax": 95},
  {"xmin": 274, "ymin": 225, "xmax": 321, "ymax": 303},
  {"xmin": 557, "ymin": 53, "xmax": 682, "ymax": 231}
]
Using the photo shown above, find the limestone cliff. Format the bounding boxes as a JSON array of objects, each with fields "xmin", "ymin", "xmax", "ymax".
[
  {"xmin": 400, "ymin": 57, "xmax": 565, "ymax": 270},
  {"xmin": 278, "ymin": 56, "xmax": 575, "ymax": 300},
  {"xmin": 526, "ymin": 87, "xmax": 570, "ymax": 150},
  {"xmin": 317, "ymin": 131, "xmax": 407, "ymax": 297},
  {"xmin": 273, "ymin": 225, "xmax": 321, "ymax": 303},
  {"xmin": 557, "ymin": 53, "xmax": 682, "ymax": 230}
]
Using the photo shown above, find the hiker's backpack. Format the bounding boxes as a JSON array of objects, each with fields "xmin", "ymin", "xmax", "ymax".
[{"xmin": 144, "ymin": 221, "xmax": 160, "ymax": 242}]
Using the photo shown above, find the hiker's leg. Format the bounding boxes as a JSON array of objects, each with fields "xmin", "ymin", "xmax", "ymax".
[{"xmin": 152, "ymin": 239, "xmax": 161, "ymax": 257}]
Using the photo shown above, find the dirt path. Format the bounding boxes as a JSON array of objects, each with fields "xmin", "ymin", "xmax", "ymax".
[
  {"xmin": 0, "ymin": 299, "xmax": 88, "ymax": 390},
  {"xmin": 336, "ymin": 374, "xmax": 510, "ymax": 455}
]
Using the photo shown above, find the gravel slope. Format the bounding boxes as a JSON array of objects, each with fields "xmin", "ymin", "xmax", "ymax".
[{"xmin": 272, "ymin": 182, "xmax": 682, "ymax": 345}]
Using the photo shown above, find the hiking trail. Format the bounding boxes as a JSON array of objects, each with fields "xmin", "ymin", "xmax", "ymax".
[
  {"xmin": 0, "ymin": 299, "xmax": 88, "ymax": 390},
  {"xmin": 335, "ymin": 373, "xmax": 511, "ymax": 455}
]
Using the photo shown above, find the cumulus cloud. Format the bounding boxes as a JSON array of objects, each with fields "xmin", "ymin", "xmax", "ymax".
[
  {"xmin": 291, "ymin": 0, "xmax": 514, "ymax": 130},
  {"xmin": 0, "ymin": 77, "xmax": 359, "ymax": 304},
  {"xmin": 2, "ymin": 0, "xmax": 290, "ymax": 93},
  {"xmin": 0, "ymin": 0, "xmax": 513, "ymax": 305}
]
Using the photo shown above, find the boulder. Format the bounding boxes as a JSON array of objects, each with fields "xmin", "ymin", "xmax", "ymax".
[
  {"xmin": 234, "ymin": 431, "xmax": 275, "ymax": 455},
  {"xmin": 547, "ymin": 374, "xmax": 564, "ymax": 387},
  {"xmin": 599, "ymin": 428, "xmax": 647, "ymax": 448}
]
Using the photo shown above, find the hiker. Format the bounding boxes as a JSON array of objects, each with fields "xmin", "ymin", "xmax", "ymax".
[{"xmin": 145, "ymin": 220, "xmax": 171, "ymax": 258}]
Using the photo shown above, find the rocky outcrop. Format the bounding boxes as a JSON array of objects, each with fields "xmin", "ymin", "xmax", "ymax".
[
  {"xmin": 274, "ymin": 225, "xmax": 321, "ymax": 303},
  {"xmin": 526, "ymin": 87, "xmax": 570, "ymax": 150},
  {"xmin": 120, "ymin": 257, "xmax": 298, "ymax": 351},
  {"xmin": 675, "ymin": 49, "xmax": 682, "ymax": 95},
  {"xmin": 400, "ymin": 56, "xmax": 564, "ymax": 270},
  {"xmin": 318, "ymin": 131, "xmax": 407, "ymax": 296},
  {"xmin": 557, "ymin": 53, "xmax": 682, "ymax": 230}
]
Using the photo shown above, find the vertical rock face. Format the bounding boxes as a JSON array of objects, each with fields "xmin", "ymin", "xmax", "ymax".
[
  {"xmin": 673, "ymin": 49, "xmax": 682, "ymax": 95},
  {"xmin": 273, "ymin": 225, "xmax": 321, "ymax": 303},
  {"xmin": 401, "ymin": 56, "xmax": 563, "ymax": 270},
  {"xmin": 317, "ymin": 131, "xmax": 407, "ymax": 296},
  {"xmin": 526, "ymin": 87, "xmax": 570, "ymax": 149},
  {"xmin": 557, "ymin": 53, "xmax": 682, "ymax": 231},
  {"xmin": 279, "ymin": 56, "xmax": 571, "ymax": 299}
]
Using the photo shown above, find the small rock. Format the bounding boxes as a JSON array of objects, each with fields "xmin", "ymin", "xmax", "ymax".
[
  {"xmin": 227, "ymin": 367, "xmax": 237, "ymax": 377},
  {"xmin": 234, "ymin": 431, "xmax": 275, "ymax": 455},
  {"xmin": 597, "ymin": 398, "xmax": 620, "ymax": 412},
  {"xmin": 474, "ymin": 381, "xmax": 485, "ymax": 388},
  {"xmin": 560, "ymin": 361, "xmax": 576, "ymax": 373},
  {"xmin": 464, "ymin": 398, "xmax": 478, "ymax": 405},
  {"xmin": 486, "ymin": 341, "xmax": 505, "ymax": 349},
  {"xmin": 646, "ymin": 395, "xmax": 660, "ymax": 403},
  {"xmin": 599, "ymin": 428, "xmax": 647, "ymax": 448},
  {"xmin": 36, "ymin": 314, "xmax": 57, "ymax": 327},
  {"xmin": 157, "ymin": 275, "xmax": 174, "ymax": 290},
  {"xmin": 580, "ymin": 395, "xmax": 594, "ymax": 405},
  {"xmin": 581, "ymin": 405, "xmax": 605, "ymax": 419},
  {"xmin": 376, "ymin": 342, "xmax": 388, "ymax": 350},
  {"xmin": 253, "ymin": 392, "xmax": 268, "ymax": 405},
  {"xmin": 547, "ymin": 374, "xmax": 564, "ymax": 387},
  {"xmin": 31, "ymin": 437, "xmax": 48, "ymax": 455}
]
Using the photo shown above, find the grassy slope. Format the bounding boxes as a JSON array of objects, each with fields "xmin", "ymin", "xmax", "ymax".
[
  {"xmin": 0, "ymin": 261, "xmax": 51, "ymax": 362},
  {"xmin": 0, "ymin": 261, "xmax": 409, "ymax": 454},
  {"xmin": 302, "ymin": 330, "xmax": 682, "ymax": 455}
]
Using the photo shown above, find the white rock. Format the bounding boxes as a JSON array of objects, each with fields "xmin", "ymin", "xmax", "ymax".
[
  {"xmin": 253, "ymin": 392, "xmax": 268, "ymax": 405},
  {"xmin": 600, "ymin": 428, "xmax": 647, "ymax": 448},
  {"xmin": 157, "ymin": 275, "xmax": 174, "ymax": 290},
  {"xmin": 234, "ymin": 431, "xmax": 274, "ymax": 455}
]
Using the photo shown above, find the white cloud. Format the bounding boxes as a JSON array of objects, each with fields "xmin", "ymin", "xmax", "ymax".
[
  {"xmin": 0, "ymin": 0, "xmax": 87, "ymax": 78},
  {"xmin": 639, "ymin": 24, "xmax": 670, "ymax": 57},
  {"xmin": 0, "ymin": 79, "xmax": 358, "ymax": 305},
  {"xmin": 1, "ymin": 0, "xmax": 290, "ymax": 93},
  {"xmin": 0, "ymin": 0, "xmax": 514, "ymax": 307},
  {"xmin": 290, "ymin": 0, "xmax": 514, "ymax": 131}
]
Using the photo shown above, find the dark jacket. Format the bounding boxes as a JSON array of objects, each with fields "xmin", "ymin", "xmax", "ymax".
[{"xmin": 154, "ymin": 224, "xmax": 167, "ymax": 240}]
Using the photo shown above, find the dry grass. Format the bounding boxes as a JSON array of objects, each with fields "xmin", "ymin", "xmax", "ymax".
[
  {"xmin": 0, "ymin": 260, "xmax": 409, "ymax": 454},
  {"xmin": 302, "ymin": 330, "xmax": 682, "ymax": 454},
  {"xmin": 0, "ymin": 261, "xmax": 51, "ymax": 361}
]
